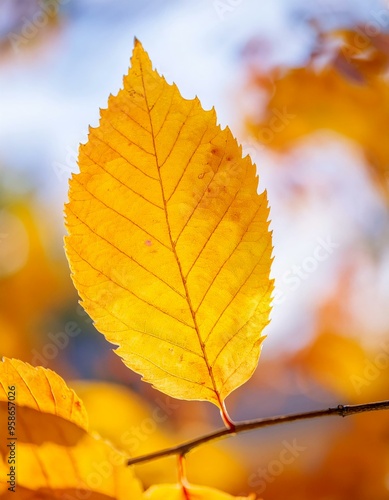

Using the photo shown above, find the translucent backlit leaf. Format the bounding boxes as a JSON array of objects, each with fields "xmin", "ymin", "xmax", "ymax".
[
  {"xmin": 65, "ymin": 40, "xmax": 273, "ymax": 412},
  {"xmin": 0, "ymin": 432, "xmax": 143, "ymax": 500},
  {"xmin": 0, "ymin": 358, "xmax": 143, "ymax": 499},
  {"xmin": 0, "ymin": 357, "xmax": 88, "ymax": 434}
]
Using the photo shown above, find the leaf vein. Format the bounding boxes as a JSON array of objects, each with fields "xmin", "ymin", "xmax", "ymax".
[
  {"xmin": 83, "ymin": 149, "xmax": 164, "ymax": 210},
  {"xmin": 166, "ymin": 124, "xmax": 210, "ymax": 204},
  {"xmin": 9, "ymin": 363, "xmax": 42, "ymax": 411},
  {"xmin": 81, "ymin": 296, "xmax": 200, "ymax": 356},
  {"xmin": 154, "ymin": 91, "xmax": 175, "ymax": 137},
  {"xmin": 68, "ymin": 202, "xmax": 185, "ymax": 299},
  {"xmin": 119, "ymin": 107, "xmax": 151, "ymax": 134},
  {"xmin": 205, "ymin": 236, "xmax": 271, "ymax": 345},
  {"xmin": 72, "ymin": 177, "xmax": 171, "ymax": 251},
  {"xmin": 68, "ymin": 239, "xmax": 193, "ymax": 329},
  {"xmin": 108, "ymin": 120, "xmax": 155, "ymax": 156},
  {"xmin": 174, "ymin": 144, "xmax": 226, "ymax": 245},
  {"xmin": 159, "ymin": 100, "xmax": 197, "ymax": 169},
  {"xmin": 42, "ymin": 371, "xmax": 57, "ymax": 415},
  {"xmin": 185, "ymin": 190, "xmax": 240, "ymax": 281},
  {"xmin": 139, "ymin": 50, "xmax": 221, "ymax": 404},
  {"xmin": 126, "ymin": 349, "xmax": 213, "ymax": 391},
  {"xmin": 196, "ymin": 199, "xmax": 265, "ymax": 315},
  {"xmin": 212, "ymin": 282, "xmax": 271, "ymax": 368},
  {"xmin": 93, "ymin": 135, "xmax": 158, "ymax": 181}
]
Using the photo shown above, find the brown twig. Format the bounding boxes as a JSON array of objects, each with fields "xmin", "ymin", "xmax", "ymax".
[{"xmin": 126, "ymin": 399, "xmax": 389, "ymax": 466}]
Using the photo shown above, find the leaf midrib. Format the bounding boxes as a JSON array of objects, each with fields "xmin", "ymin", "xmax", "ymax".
[{"xmin": 139, "ymin": 60, "xmax": 223, "ymax": 407}]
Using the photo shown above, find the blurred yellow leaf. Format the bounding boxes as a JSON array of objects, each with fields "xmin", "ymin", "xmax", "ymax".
[
  {"xmin": 187, "ymin": 443, "xmax": 248, "ymax": 494},
  {"xmin": 0, "ymin": 358, "xmax": 143, "ymax": 499},
  {"xmin": 143, "ymin": 483, "xmax": 256, "ymax": 499},
  {"xmin": 70, "ymin": 380, "xmax": 176, "ymax": 486},
  {"xmin": 72, "ymin": 381, "xmax": 251, "ymax": 492},
  {"xmin": 292, "ymin": 331, "xmax": 368, "ymax": 400},
  {"xmin": 0, "ymin": 202, "xmax": 73, "ymax": 361},
  {"xmin": 65, "ymin": 40, "xmax": 273, "ymax": 412},
  {"xmin": 247, "ymin": 29, "xmax": 389, "ymax": 195}
]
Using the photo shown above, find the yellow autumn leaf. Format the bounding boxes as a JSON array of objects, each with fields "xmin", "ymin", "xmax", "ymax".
[
  {"xmin": 0, "ymin": 432, "xmax": 143, "ymax": 500},
  {"xmin": 143, "ymin": 483, "xmax": 256, "ymax": 500},
  {"xmin": 0, "ymin": 358, "xmax": 143, "ymax": 499},
  {"xmin": 65, "ymin": 40, "xmax": 273, "ymax": 414},
  {"xmin": 0, "ymin": 357, "xmax": 88, "ymax": 435}
]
